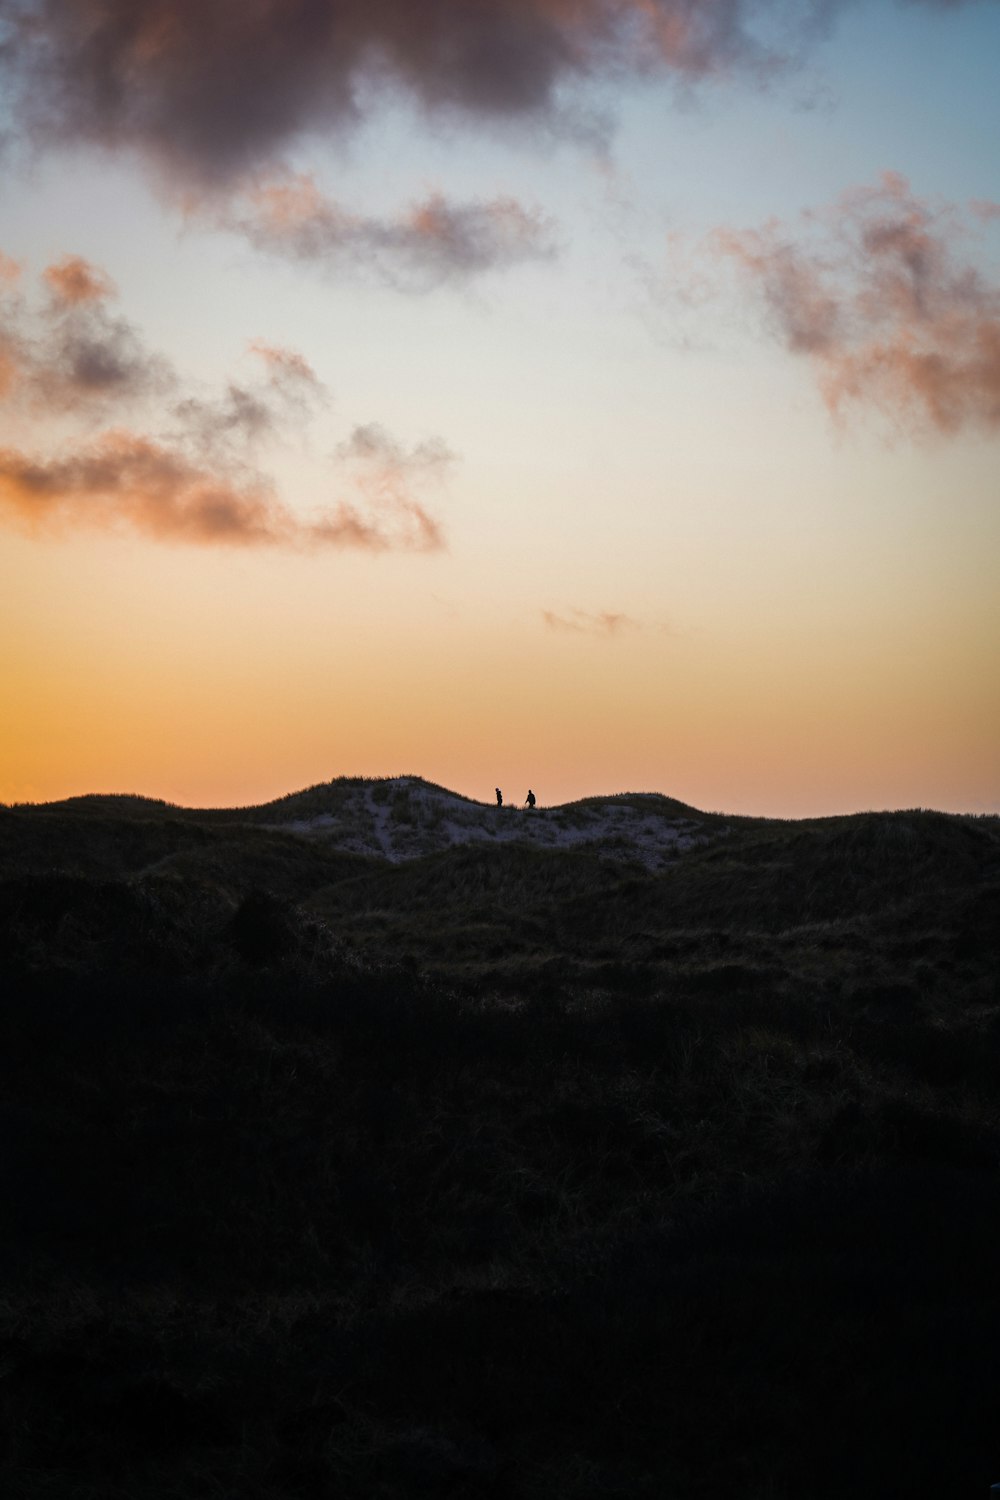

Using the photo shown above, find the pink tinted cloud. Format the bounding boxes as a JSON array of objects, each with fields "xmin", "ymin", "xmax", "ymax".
[
  {"xmin": 331, "ymin": 424, "xmax": 455, "ymax": 552},
  {"xmin": 0, "ymin": 430, "xmax": 288, "ymax": 546},
  {"xmin": 0, "ymin": 251, "xmax": 26, "ymax": 399},
  {"xmin": 0, "ymin": 253, "xmax": 173, "ymax": 413},
  {"xmin": 0, "ymin": 422, "xmax": 452, "ymax": 553},
  {"xmin": 173, "ymin": 340, "xmax": 327, "ymax": 460},
  {"xmin": 248, "ymin": 339, "xmax": 323, "ymax": 391},
  {"xmin": 402, "ymin": 191, "xmax": 556, "ymax": 276},
  {"xmin": 225, "ymin": 172, "xmax": 555, "ymax": 287},
  {"xmin": 0, "ymin": 253, "xmax": 452, "ymax": 554},
  {"xmin": 715, "ymin": 173, "xmax": 1000, "ymax": 435},
  {"xmin": 43, "ymin": 254, "xmax": 115, "ymax": 306},
  {"xmin": 0, "ymin": 345, "xmax": 20, "ymax": 401},
  {"xmin": 542, "ymin": 607, "xmax": 638, "ymax": 635},
  {"xmin": 711, "ymin": 223, "xmax": 842, "ymax": 354}
]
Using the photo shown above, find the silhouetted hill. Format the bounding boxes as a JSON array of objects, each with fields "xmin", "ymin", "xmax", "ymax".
[
  {"xmin": 5, "ymin": 775, "xmax": 718, "ymax": 866},
  {"xmin": 1, "ymin": 782, "xmax": 998, "ymax": 1497}
]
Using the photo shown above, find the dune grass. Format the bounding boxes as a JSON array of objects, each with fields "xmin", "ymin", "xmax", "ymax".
[{"xmin": 1, "ymin": 790, "xmax": 998, "ymax": 1496}]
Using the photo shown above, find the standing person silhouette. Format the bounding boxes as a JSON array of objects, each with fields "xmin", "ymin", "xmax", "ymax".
[
  {"xmin": 525, "ymin": 789, "xmax": 536, "ymax": 810},
  {"xmin": 496, "ymin": 787, "xmax": 503, "ymax": 807}
]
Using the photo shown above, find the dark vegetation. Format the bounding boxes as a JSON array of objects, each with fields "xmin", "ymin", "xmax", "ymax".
[{"xmin": 1, "ymin": 782, "xmax": 999, "ymax": 1497}]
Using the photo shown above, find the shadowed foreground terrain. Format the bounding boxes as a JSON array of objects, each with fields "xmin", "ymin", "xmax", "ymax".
[{"xmin": 2, "ymin": 778, "xmax": 999, "ymax": 1498}]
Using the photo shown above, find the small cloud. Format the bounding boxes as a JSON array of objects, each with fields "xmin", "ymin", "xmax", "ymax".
[
  {"xmin": 401, "ymin": 191, "xmax": 556, "ymax": 279},
  {"xmin": 542, "ymin": 607, "xmax": 638, "ymax": 636},
  {"xmin": 222, "ymin": 171, "xmax": 556, "ymax": 289},
  {"xmin": 248, "ymin": 339, "xmax": 324, "ymax": 393},
  {"xmin": 171, "ymin": 383, "xmax": 278, "ymax": 458},
  {"xmin": 710, "ymin": 222, "xmax": 843, "ymax": 355},
  {"xmin": 306, "ymin": 504, "xmax": 441, "ymax": 554},
  {"xmin": 331, "ymin": 423, "xmax": 455, "ymax": 552},
  {"xmin": 336, "ymin": 423, "xmax": 455, "ymax": 475},
  {"xmin": 42, "ymin": 254, "xmax": 115, "ymax": 306},
  {"xmin": 172, "ymin": 340, "xmax": 327, "ymax": 460}
]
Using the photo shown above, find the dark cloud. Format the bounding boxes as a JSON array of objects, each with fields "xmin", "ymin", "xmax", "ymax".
[
  {"xmin": 4, "ymin": 2, "xmax": 990, "ymax": 188},
  {"xmin": 223, "ymin": 172, "xmax": 555, "ymax": 287},
  {"xmin": 542, "ymin": 607, "xmax": 638, "ymax": 635},
  {"xmin": 714, "ymin": 173, "xmax": 1000, "ymax": 434},
  {"xmin": 38, "ymin": 310, "xmax": 172, "ymax": 411}
]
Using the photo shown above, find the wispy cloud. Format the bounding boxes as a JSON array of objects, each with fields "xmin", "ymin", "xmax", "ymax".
[
  {"xmin": 220, "ymin": 172, "xmax": 555, "ymax": 288},
  {"xmin": 172, "ymin": 340, "xmax": 327, "ymax": 460},
  {"xmin": 542, "ymin": 607, "xmax": 639, "ymax": 636},
  {"xmin": 330, "ymin": 424, "xmax": 456, "ymax": 552},
  {"xmin": 3, "ymin": 2, "xmax": 989, "ymax": 188},
  {"xmin": 248, "ymin": 339, "xmax": 323, "ymax": 389},
  {"xmin": 714, "ymin": 173, "xmax": 1000, "ymax": 435}
]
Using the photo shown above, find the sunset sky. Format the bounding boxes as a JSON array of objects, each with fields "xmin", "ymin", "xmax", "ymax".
[{"xmin": 1, "ymin": 0, "xmax": 998, "ymax": 816}]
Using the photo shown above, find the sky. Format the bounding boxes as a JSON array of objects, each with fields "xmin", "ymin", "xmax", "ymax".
[{"xmin": 0, "ymin": 0, "xmax": 998, "ymax": 817}]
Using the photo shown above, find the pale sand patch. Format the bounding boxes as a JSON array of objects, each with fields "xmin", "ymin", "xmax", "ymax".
[{"xmin": 272, "ymin": 776, "xmax": 720, "ymax": 869}]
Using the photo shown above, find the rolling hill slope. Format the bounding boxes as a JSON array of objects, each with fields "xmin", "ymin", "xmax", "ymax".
[{"xmin": 1, "ymin": 778, "xmax": 999, "ymax": 1496}]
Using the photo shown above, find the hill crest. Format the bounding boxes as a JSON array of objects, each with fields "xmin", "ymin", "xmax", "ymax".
[{"xmin": 8, "ymin": 775, "xmax": 718, "ymax": 871}]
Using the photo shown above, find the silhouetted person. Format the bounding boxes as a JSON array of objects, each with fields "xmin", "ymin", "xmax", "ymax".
[
  {"xmin": 496, "ymin": 787, "xmax": 503, "ymax": 807},
  {"xmin": 525, "ymin": 789, "xmax": 536, "ymax": 810}
]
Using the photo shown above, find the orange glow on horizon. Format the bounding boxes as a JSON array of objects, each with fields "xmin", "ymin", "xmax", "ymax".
[{"xmin": 3, "ymin": 523, "xmax": 996, "ymax": 818}]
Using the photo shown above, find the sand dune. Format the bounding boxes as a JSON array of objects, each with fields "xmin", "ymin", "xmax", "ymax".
[{"xmin": 270, "ymin": 776, "xmax": 720, "ymax": 870}]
